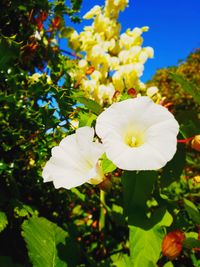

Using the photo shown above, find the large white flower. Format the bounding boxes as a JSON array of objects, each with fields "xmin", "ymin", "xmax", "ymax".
[
  {"xmin": 96, "ymin": 97, "xmax": 179, "ymax": 170},
  {"xmin": 42, "ymin": 127, "xmax": 104, "ymax": 189}
]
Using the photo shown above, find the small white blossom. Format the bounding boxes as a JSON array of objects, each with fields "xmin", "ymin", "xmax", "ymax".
[{"xmin": 42, "ymin": 127, "xmax": 104, "ymax": 189}]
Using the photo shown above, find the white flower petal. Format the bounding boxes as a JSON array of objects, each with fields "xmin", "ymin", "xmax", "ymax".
[
  {"xmin": 96, "ymin": 97, "xmax": 179, "ymax": 170},
  {"xmin": 42, "ymin": 126, "xmax": 104, "ymax": 189}
]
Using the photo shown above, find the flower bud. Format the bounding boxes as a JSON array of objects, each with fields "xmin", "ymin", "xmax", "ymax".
[
  {"xmin": 85, "ymin": 66, "xmax": 95, "ymax": 75},
  {"xmin": 191, "ymin": 135, "xmax": 200, "ymax": 151},
  {"xmin": 98, "ymin": 178, "xmax": 112, "ymax": 192},
  {"xmin": 128, "ymin": 88, "xmax": 137, "ymax": 97},
  {"xmin": 162, "ymin": 230, "xmax": 185, "ymax": 259}
]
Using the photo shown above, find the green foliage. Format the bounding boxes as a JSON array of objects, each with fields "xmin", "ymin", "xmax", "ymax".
[
  {"xmin": 163, "ymin": 262, "xmax": 174, "ymax": 267},
  {"xmin": 121, "ymin": 171, "xmax": 165, "ymax": 229},
  {"xmin": 183, "ymin": 238, "xmax": 200, "ymax": 249},
  {"xmin": 184, "ymin": 199, "xmax": 200, "ymax": 225},
  {"xmin": 22, "ymin": 217, "xmax": 68, "ymax": 267},
  {"xmin": 0, "ymin": 35, "xmax": 20, "ymax": 69},
  {"xmin": 160, "ymin": 143, "xmax": 186, "ymax": 188},
  {"xmin": 0, "ymin": 211, "xmax": 8, "ymax": 232},
  {"xmin": 129, "ymin": 225, "xmax": 164, "ymax": 267},
  {"xmin": 101, "ymin": 154, "xmax": 117, "ymax": 174},
  {"xmin": 111, "ymin": 254, "xmax": 131, "ymax": 267},
  {"xmin": 75, "ymin": 96, "xmax": 104, "ymax": 115},
  {"xmin": 0, "ymin": 0, "xmax": 200, "ymax": 265},
  {"xmin": 170, "ymin": 73, "xmax": 200, "ymax": 105}
]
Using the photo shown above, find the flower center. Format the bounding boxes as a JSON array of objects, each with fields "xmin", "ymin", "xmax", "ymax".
[{"xmin": 124, "ymin": 130, "xmax": 145, "ymax": 148}]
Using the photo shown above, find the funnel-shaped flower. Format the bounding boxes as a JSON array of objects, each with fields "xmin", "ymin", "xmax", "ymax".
[
  {"xmin": 96, "ymin": 97, "xmax": 179, "ymax": 170},
  {"xmin": 42, "ymin": 127, "xmax": 104, "ymax": 189}
]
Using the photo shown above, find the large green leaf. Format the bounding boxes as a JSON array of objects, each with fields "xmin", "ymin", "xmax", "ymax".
[
  {"xmin": 0, "ymin": 211, "xmax": 8, "ymax": 232},
  {"xmin": 121, "ymin": 171, "xmax": 166, "ymax": 229},
  {"xmin": 129, "ymin": 225, "xmax": 164, "ymax": 267},
  {"xmin": 22, "ymin": 217, "xmax": 68, "ymax": 267},
  {"xmin": 170, "ymin": 73, "xmax": 200, "ymax": 104}
]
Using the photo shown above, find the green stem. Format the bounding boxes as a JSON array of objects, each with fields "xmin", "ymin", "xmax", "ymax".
[{"xmin": 99, "ymin": 189, "xmax": 106, "ymax": 230}]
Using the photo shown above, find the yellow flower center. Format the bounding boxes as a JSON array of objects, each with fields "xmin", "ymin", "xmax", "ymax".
[{"xmin": 124, "ymin": 129, "xmax": 145, "ymax": 148}]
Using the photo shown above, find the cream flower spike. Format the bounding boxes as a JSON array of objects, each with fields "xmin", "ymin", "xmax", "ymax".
[
  {"xmin": 42, "ymin": 127, "xmax": 104, "ymax": 189},
  {"xmin": 83, "ymin": 5, "xmax": 102, "ymax": 20},
  {"xmin": 96, "ymin": 97, "xmax": 179, "ymax": 171}
]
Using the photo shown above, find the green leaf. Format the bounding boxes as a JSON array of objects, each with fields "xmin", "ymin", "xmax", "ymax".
[
  {"xmin": 157, "ymin": 210, "xmax": 173, "ymax": 227},
  {"xmin": 129, "ymin": 225, "xmax": 164, "ymax": 267},
  {"xmin": 14, "ymin": 203, "xmax": 39, "ymax": 218},
  {"xmin": 170, "ymin": 73, "xmax": 200, "ymax": 104},
  {"xmin": 176, "ymin": 110, "xmax": 200, "ymax": 138},
  {"xmin": 121, "ymin": 171, "xmax": 166, "ymax": 229},
  {"xmin": 0, "ymin": 211, "xmax": 8, "ymax": 232},
  {"xmin": 0, "ymin": 35, "xmax": 20, "ymax": 70},
  {"xmin": 61, "ymin": 27, "xmax": 74, "ymax": 38},
  {"xmin": 71, "ymin": 188, "xmax": 85, "ymax": 201},
  {"xmin": 183, "ymin": 238, "xmax": 200, "ymax": 249},
  {"xmin": 101, "ymin": 154, "xmax": 116, "ymax": 174},
  {"xmin": 111, "ymin": 253, "xmax": 132, "ymax": 267},
  {"xmin": 79, "ymin": 111, "xmax": 96, "ymax": 127},
  {"xmin": 22, "ymin": 217, "xmax": 68, "ymax": 267},
  {"xmin": 184, "ymin": 198, "xmax": 200, "ymax": 224},
  {"xmin": 75, "ymin": 96, "xmax": 103, "ymax": 115},
  {"xmin": 163, "ymin": 262, "xmax": 174, "ymax": 267},
  {"xmin": 160, "ymin": 143, "xmax": 186, "ymax": 188},
  {"xmin": 185, "ymin": 232, "xmax": 198, "ymax": 239}
]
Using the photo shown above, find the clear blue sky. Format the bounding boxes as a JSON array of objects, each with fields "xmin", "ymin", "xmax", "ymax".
[{"xmin": 65, "ymin": 0, "xmax": 200, "ymax": 82}]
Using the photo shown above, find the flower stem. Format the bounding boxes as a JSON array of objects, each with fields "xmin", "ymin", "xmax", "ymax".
[{"xmin": 99, "ymin": 189, "xmax": 106, "ymax": 231}]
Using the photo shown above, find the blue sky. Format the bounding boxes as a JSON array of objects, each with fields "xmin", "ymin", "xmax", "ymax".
[{"xmin": 65, "ymin": 0, "xmax": 200, "ymax": 82}]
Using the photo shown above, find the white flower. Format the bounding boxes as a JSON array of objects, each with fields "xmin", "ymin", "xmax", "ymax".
[
  {"xmin": 96, "ymin": 97, "xmax": 179, "ymax": 171},
  {"xmin": 42, "ymin": 127, "xmax": 104, "ymax": 189}
]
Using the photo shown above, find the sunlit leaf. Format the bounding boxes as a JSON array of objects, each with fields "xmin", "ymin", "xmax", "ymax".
[
  {"xmin": 163, "ymin": 262, "xmax": 174, "ymax": 267},
  {"xmin": 111, "ymin": 253, "xmax": 131, "ymax": 267},
  {"xmin": 22, "ymin": 217, "xmax": 68, "ymax": 267},
  {"xmin": 0, "ymin": 211, "xmax": 8, "ymax": 232},
  {"xmin": 129, "ymin": 225, "xmax": 164, "ymax": 267},
  {"xmin": 101, "ymin": 154, "xmax": 117, "ymax": 174}
]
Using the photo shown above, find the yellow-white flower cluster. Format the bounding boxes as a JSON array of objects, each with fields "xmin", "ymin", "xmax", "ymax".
[{"xmin": 68, "ymin": 0, "xmax": 157, "ymax": 105}]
